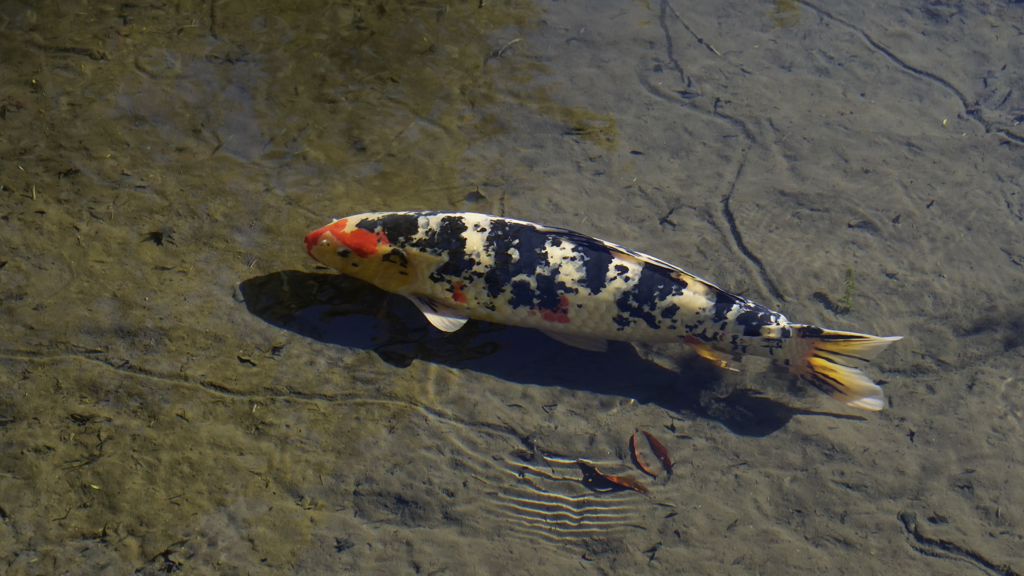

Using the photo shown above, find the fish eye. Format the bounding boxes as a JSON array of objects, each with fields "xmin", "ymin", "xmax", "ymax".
[{"xmin": 336, "ymin": 248, "xmax": 352, "ymax": 258}]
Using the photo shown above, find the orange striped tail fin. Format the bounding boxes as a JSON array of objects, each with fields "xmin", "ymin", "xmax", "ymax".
[{"xmin": 788, "ymin": 325, "xmax": 901, "ymax": 411}]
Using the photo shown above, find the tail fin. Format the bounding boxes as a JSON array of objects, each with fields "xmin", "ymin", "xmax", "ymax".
[{"xmin": 788, "ymin": 325, "xmax": 902, "ymax": 411}]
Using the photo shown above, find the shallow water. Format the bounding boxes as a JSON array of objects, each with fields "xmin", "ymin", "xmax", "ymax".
[{"xmin": 2, "ymin": 0, "xmax": 1023, "ymax": 573}]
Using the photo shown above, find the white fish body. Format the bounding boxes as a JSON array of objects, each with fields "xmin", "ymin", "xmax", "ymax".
[{"xmin": 305, "ymin": 211, "xmax": 901, "ymax": 411}]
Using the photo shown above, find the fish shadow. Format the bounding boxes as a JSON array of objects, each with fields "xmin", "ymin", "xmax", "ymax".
[{"xmin": 239, "ymin": 271, "xmax": 863, "ymax": 437}]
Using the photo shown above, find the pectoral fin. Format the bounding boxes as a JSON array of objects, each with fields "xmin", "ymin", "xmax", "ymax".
[
  {"xmin": 540, "ymin": 329, "xmax": 608, "ymax": 352},
  {"xmin": 683, "ymin": 335, "xmax": 740, "ymax": 370},
  {"xmin": 406, "ymin": 295, "xmax": 468, "ymax": 332}
]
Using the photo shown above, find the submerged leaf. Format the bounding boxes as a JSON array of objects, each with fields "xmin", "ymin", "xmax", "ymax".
[
  {"xmin": 642, "ymin": 430, "xmax": 673, "ymax": 475},
  {"xmin": 630, "ymin": 433, "xmax": 658, "ymax": 478},
  {"xmin": 577, "ymin": 460, "xmax": 649, "ymax": 494}
]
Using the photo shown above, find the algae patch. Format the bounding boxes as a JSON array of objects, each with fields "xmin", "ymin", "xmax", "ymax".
[
  {"xmin": 813, "ymin": 267, "xmax": 856, "ymax": 315},
  {"xmin": 207, "ymin": 0, "xmax": 621, "ymax": 208},
  {"xmin": 771, "ymin": 0, "xmax": 800, "ymax": 29},
  {"xmin": 540, "ymin": 104, "xmax": 620, "ymax": 151}
]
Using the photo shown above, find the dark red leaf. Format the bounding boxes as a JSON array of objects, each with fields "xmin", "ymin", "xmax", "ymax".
[
  {"xmin": 576, "ymin": 460, "xmax": 648, "ymax": 494},
  {"xmin": 642, "ymin": 430, "xmax": 673, "ymax": 475},
  {"xmin": 630, "ymin": 432, "xmax": 658, "ymax": 477}
]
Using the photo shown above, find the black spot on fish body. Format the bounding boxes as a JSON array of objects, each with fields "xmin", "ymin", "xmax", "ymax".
[
  {"xmin": 481, "ymin": 219, "xmax": 558, "ymax": 307},
  {"xmin": 418, "ymin": 215, "xmax": 470, "ymax": 255},
  {"xmin": 797, "ymin": 325, "xmax": 824, "ymax": 338},
  {"xmin": 616, "ymin": 293, "xmax": 655, "ymax": 329},
  {"xmin": 670, "ymin": 273, "xmax": 689, "ymax": 290},
  {"xmin": 381, "ymin": 248, "xmax": 409, "ymax": 268},
  {"xmin": 483, "ymin": 267, "xmax": 512, "ymax": 300},
  {"xmin": 533, "ymin": 274, "xmax": 578, "ymax": 311},
  {"xmin": 358, "ymin": 213, "xmax": 422, "ymax": 244},
  {"xmin": 614, "ymin": 264, "xmax": 629, "ymax": 276},
  {"xmin": 730, "ymin": 301, "xmax": 783, "ymax": 337},
  {"xmin": 660, "ymin": 303, "xmax": 680, "ymax": 319},
  {"xmin": 382, "ymin": 214, "xmax": 421, "ymax": 242},
  {"xmin": 579, "ymin": 251, "xmax": 613, "ymax": 295},
  {"xmin": 711, "ymin": 290, "xmax": 738, "ymax": 324},
  {"xmin": 735, "ymin": 310, "xmax": 766, "ymax": 337},
  {"xmin": 412, "ymin": 216, "xmax": 478, "ymax": 284},
  {"xmin": 689, "ymin": 330, "xmax": 714, "ymax": 343},
  {"xmin": 354, "ymin": 217, "xmax": 381, "ymax": 232},
  {"xmin": 508, "ymin": 279, "xmax": 535, "ymax": 310},
  {"xmin": 615, "ymin": 263, "xmax": 684, "ymax": 329}
]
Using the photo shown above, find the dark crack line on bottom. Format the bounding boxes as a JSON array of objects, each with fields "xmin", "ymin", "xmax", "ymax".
[
  {"xmin": 995, "ymin": 128, "xmax": 1024, "ymax": 145},
  {"xmin": 2, "ymin": 351, "xmax": 530, "ymax": 449},
  {"xmin": 658, "ymin": 0, "xmax": 687, "ymax": 89},
  {"xmin": 721, "ymin": 161, "xmax": 783, "ymax": 301},
  {"xmin": 209, "ymin": 0, "xmax": 219, "ymax": 40},
  {"xmin": 898, "ymin": 511, "xmax": 1022, "ymax": 576},
  {"xmin": 798, "ymin": 0, "xmax": 1015, "ymax": 141},
  {"xmin": 663, "ymin": 0, "xmax": 723, "ymax": 58}
]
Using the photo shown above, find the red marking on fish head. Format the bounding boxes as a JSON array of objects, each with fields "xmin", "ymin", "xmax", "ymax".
[
  {"xmin": 304, "ymin": 219, "xmax": 348, "ymax": 257},
  {"xmin": 304, "ymin": 217, "xmax": 413, "ymax": 293},
  {"xmin": 304, "ymin": 230, "xmax": 319, "ymax": 255},
  {"xmin": 319, "ymin": 219, "xmax": 390, "ymax": 258},
  {"xmin": 338, "ymin": 228, "xmax": 385, "ymax": 257},
  {"xmin": 305, "ymin": 218, "xmax": 394, "ymax": 260}
]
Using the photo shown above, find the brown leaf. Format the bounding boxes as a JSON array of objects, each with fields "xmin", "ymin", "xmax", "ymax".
[
  {"xmin": 642, "ymin": 430, "xmax": 673, "ymax": 475},
  {"xmin": 630, "ymin": 433, "xmax": 658, "ymax": 477},
  {"xmin": 604, "ymin": 473, "xmax": 649, "ymax": 494},
  {"xmin": 576, "ymin": 460, "xmax": 648, "ymax": 494}
]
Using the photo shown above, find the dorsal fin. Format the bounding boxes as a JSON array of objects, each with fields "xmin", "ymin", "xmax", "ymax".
[{"xmin": 536, "ymin": 225, "xmax": 733, "ymax": 295}]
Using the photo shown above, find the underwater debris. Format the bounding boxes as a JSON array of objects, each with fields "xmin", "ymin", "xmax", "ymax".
[
  {"xmin": 630, "ymin": 433, "xmax": 658, "ymax": 478},
  {"xmin": 812, "ymin": 267, "xmax": 856, "ymax": 315},
  {"xmin": 576, "ymin": 460, "xmax": 649, "ymax": 494},
  {"xmin": 641, "ymin": 430, "xmax": 673, "ymax": 475}
]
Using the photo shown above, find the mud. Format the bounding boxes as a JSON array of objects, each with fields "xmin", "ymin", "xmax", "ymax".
[{"xmin": 1, "ymin": 0, "xmax": 1022, "ymax": 574}]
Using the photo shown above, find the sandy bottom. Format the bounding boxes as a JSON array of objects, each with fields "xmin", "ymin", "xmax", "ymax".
[{"xmin": 1, "ymin": 0, "xmax": 1022, "ymax": 574}]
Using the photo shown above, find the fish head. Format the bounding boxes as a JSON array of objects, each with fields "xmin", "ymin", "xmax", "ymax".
[{"xmin": 305, "ymin": 217, "xmax": 414, "ymax": 293}]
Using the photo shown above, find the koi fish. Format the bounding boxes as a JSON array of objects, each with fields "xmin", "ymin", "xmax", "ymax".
[{"xmin": 304, "ymin": 212, "xmax": 901, "ymax": 411}]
